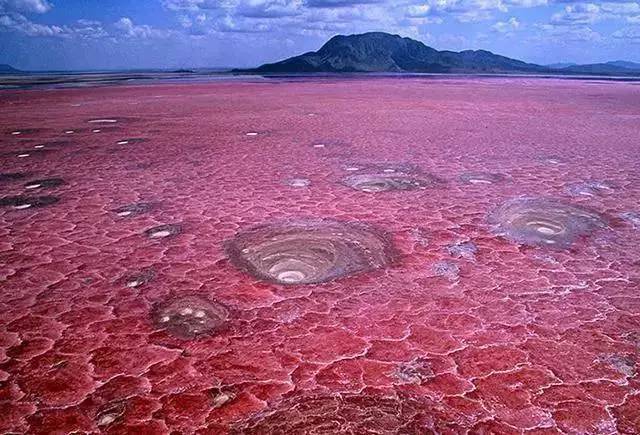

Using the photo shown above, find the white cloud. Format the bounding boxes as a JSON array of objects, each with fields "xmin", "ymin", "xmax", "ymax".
[
  {"xmin": 492, "ymin": 16, "xmax": 520, "ymax": 32},
  {"xmin": 115, "ymin": 17, "xmax": 177, "ymax": 38},
  {"xmin": 612, "ymin": 25, "xmax": 640, "ymax": 40},
  {"xmin": 551, "ymin": 2, "xmax": 640, "ymax": 25},
  {"xmin": 535, "ymin": 23, "xmax": 602, "ymax": 41},
  {"xmin": 0, "ymin": 0, "xmax": 52, "ymax": 14},
  {"xmin": 0, "ymin": 12, "xmax": 62, "ymax": 35}
]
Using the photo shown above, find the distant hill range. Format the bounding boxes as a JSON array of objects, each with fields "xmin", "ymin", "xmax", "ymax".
[
  {"xmin": 0, "ymin": 64, "xmax": 22, "ymax": 74},
  {"xmin": 548, "ymin": 60, "xmax": 640, "ymax": 75},
  {"xmin": 236, "ymin": 32, "xmax": 640, "ymax": 77}
]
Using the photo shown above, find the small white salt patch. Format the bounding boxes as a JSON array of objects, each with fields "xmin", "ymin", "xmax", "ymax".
[
  {"xmin": 345, "ymin": 167, "xmax": 360, "ymax": 171},
  {"xmin": 34, "ymin": 145, "xmax": 44, "ymax": 149},
  {"xmin": 383, "ymin": 168, "xmax": 396, "ymax": 173},
  {"xmin": 25, "ymin": 184, "xmax": 41, "ymax": 189},
  {"xmin": 18, "ymin": 153, "xmax": 29, "ymax": 158},
  {"xmin": 313, "ymin": 144, "xmax": 325, "ymax": 148},
  {"xmin": 245, "ymin": 132, "xmax": 258, "ymax": 136},
  {"xmin": 180, "ymin": 308, "xmax": 194, "ymax": 316},
  {"xmin": 278, "ymin": 270, "xmax": 306, "ymax": 283},
  {"xmin": 92, "ymin": 129, "xmax": 101, "ymax": 133},
  {"xmin": 97, "ymin": 414, "xmax": 117, "ymax": 427},
  {"xmin": 212, "ymin": 392, "xmax": 235, "ymax": 408},
  {"xmin": 65, "ymin": 130, "xmax": 74, "ymax": 134},
  {"xmin": 469, "ymin": 179, "xmax": 492, "ymax": 184},
  {"xmin": 89, "ymin": 119, "xmax": 117, "ymax": 123},
  {"xmin": 11, "ymin": 131, "xmax": 21, "ymax": 135},
  {"xmin": 160, "ymin": 316, "xmax": 170, "ymax": 323},
  {"xmin": 117, "ymin": 210, "xmax": 132, "ymax": 217},
  {"xmin": 126, "ymin": 280, "xmax": 141, "ymax": 288},
  {"xmin": 150, "ymin": 229, "xmax": 171, "ymax": 238},
  {"xmin": 117, "ymin": 140, "xmax": 129, "ymax": 145},
  {"xmin": 194, "ymin": 310, "xmax": 206, "ymax": 318},
  {"xmin": 288, "ymin": 178, "xmax": 310, "ymax": 188},
  {"xmin": 537, "ymin": 227, "xmax": 556, "ymax": 235},
  {"xmin": 14, "ymin": 204, "xmax": 32, "ymax": 210}
]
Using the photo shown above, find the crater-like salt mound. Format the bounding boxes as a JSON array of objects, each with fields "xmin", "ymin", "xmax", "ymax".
[
  {"xmin": 343, "ymin": 173, "xmax": 440, "ymax": 193},
  {"xmin": 144, "ymin": 223, "xmax": 181, "ymax": 239},
  {"xmin": 566, "ymin": 180, "xmax": 613, "ymax": 197},
  {"xmin": 460, "ymin": 172, "xmax": 505, "ymax": 185},
  {"xmin": 0, "ymin": 195, "xmax": 59, "ymax": 209},
  {"xmin": 489, "ymin": 197, "xmax": 607, "ymax": 248},
  {"xmin": 24, "ymin": 178, "xmax": 65, "ymax": 190},
  {"xmin": 122, "ymin": 268, "xmax": 155, "ymax": 288},
  {"xmin": 113, "ymin": 202, "xmax": 153, "ymax": 217},
  {"xmin": 231, "ymin": 392, "xmax": 437, "ymax": 434},
  {"xmin": 115, "ymin": 138, "xmax": 146, "ymax": 145},
  {"xmin": 151, "ymin": 295, "xmax": 229, "ymax": 339},
  {"xmin": 226, "ymin": 219, "xmax": 395, "ymax": 285}
]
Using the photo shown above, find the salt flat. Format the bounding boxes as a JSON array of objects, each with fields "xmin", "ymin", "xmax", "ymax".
[{"xmin": 1, "ymin": 77, "xmax": 639, "ymax": 433}]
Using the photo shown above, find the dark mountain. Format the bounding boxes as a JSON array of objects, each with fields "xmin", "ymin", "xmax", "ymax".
[
  {"xmin": 606, "ymin": 60, "xmax": 640, "ymax": 70},
  {"xmin": 238, "ymin": 32, "xmax": 547, "ymax": 74},
  {"xmin": 558, "ymin": 61, "xmax": 640, "ymax": 75},
  {"xmin": 0, "ymin": 64, "xmax": 22, "ymax": 74},
  {"xmin": 547, "ymin": 62, "xmax": 577, "ymax": 69}
]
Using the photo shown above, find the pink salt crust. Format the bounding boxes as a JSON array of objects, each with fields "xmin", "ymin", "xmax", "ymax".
[{"xmin": 0, "ymin": 77, "xmax": 639, "ymax": 434}]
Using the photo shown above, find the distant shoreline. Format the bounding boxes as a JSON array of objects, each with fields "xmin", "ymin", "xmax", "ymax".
[{"xmin": 2, "ymin": 70, "xmax": 640, "ymax": 91}]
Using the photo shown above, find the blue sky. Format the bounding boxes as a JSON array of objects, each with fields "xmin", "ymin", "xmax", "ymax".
[{"xmin": 1, "ymin": 0, "xmax": 639, "ymax": 70}]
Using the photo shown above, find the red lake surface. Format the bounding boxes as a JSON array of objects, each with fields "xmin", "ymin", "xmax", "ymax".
[{"xmin": 1, "ymin": 77, "xmax": 639, "ymax": 434}]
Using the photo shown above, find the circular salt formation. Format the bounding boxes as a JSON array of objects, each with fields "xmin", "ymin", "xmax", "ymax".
[
  {"xmin": 343, "ymin": 173, "xmax": 439, "ymax": 193},
  {"xmin": 113, "ymin": 202, "xmax": 153, "ymax": 218},
  {"xmin": 226, "ymin": 219, "xmax": 395, "ymax": 285},
  {"xmin": 460, "ymin": 172, "xmax": 505, "ymax": 185},
  {"xmin": 566, "ymin": 181, "xmax": 612, "ymax": 197},
  {"xmin": 0, "ymin": 196, "xmax": 59, "ymax": 209},
  {"xmin": 144, "ymin": 223, "xmax": 181, "ymax": 239},
  {"xmin": 122, "ymin": 268, "xmax": 155, "ymax": 288},
  {"xmin": 24, "ymin": 178, "xmax": 65, "ymax": 190},
  {"xmin": 230, "ymin": 392, "xmax": 436, "ymax": 434},
  {"xmin": 488, "ymin": 197, "xmax": 607, "ymax": 248},
  {"xmin": 151, "ymin": 295, "xmax": 229, "ymax": 339}
]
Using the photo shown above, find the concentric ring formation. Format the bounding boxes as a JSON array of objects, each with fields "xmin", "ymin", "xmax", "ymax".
[
  {"xmin": 489, "ymin": 197, "xmax": 607, "ymax": 248},
  {"xmin": 225, "ymin": 219, "xmax": 395, "ymax": 285},
  {"xmin": 342, "ymin": 173, "xmax": 439, "ymax": 193},
  {"xmin": 340, "ymin": 162, "xmax": 442, "ymax": 193}
]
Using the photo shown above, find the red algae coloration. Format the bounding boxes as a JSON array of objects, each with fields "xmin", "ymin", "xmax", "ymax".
[{"xmin": 1, "ymin": 77, "xmax": 640, "ymax": 434}]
